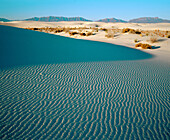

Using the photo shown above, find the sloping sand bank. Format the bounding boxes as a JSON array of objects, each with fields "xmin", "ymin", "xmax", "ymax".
[
  {"xmin": 0, "ymin": 25, "xmax": 152, "ymax": 68},
  {"xmin": 0, "ymin": 25, "xmax": 169, "ymax": 139}
]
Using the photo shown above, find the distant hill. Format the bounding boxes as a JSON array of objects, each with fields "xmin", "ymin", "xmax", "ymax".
[
  {"xmin": 0, "ymin": 18, "xmax": 11, "ymax": 22},
  {"xmin": 129, "ymin": 17, "xmax": 170, "ymax": 23},
  {"xmin": 24, "ymin": 16, "xmax": 92, "ymax": 22},
  {"xmin": 97, "ymin": 18, "xmax": 127, "ymax": 23},
  {"xmin": 1, "ymin": 16, "xmax": 170, "ymax": 23}
]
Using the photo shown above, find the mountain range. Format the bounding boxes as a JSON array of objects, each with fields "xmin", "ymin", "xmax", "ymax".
[
  {"xmin": 1, "ymin": 16, "xmax": 170, "ymax": 23},
  {"xmin": 0, "ymin": 18, "xmax": 11, "ymax": 22},
  {"xmin": 24, "ymin": 16, "xmax": 91, "ymax": 22},
  {"xmin": 129, "ymin": 17, "xmax": 170, "ymax": 23}
]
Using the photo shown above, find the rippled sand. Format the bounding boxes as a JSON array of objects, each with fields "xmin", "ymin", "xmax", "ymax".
[{"xmin": 0, "ymin": 25, "xmax": 169, "ymax": 139}]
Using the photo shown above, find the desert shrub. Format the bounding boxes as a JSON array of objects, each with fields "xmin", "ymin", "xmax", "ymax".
[
  {"xmin": 105, "ymin": 29, "xmax": 114, "ymax": 38},
  {"xmin": 63, "ymin": 28, "xmax": 70, "ymax": 33},
  {"xmin": 141, "ymin": 44, "xmax": 152, "ymax": 49},
  {"xmin": 160, "ymin": 34, "xmax": 164, "ymax": 37},
  {"xmin": 166, "ymin": 35, "xmax": 170, "ymax": 38},
  {"xmin": 122, "ymin": 28, "xmax": 142, "ymax": 34},
  {"xmin": 33, "ymin": 28, "xmax": 39, "ymax": 30},
  {"xmin": 26, "ymin": 28, "xmax": 39, "ymax": 31},
  {"xmin": 129, "ymin": 29, "xmax": 136, "ymax": 34},
  {"xmin": 86, "ymin": 32, "xmax": 93, "ymax": 36},
  {"xmin": 122, "ymin": 28, "xmax": 133, "ymax": 33},
  {"xmin": 95, "ymin": 24, "xmax": 99, "ymax": 27},
  {"xmin": 101, "ymin": 28, "xmax": 108, "ymax": 32},
  {"xmin": 148, "ymin": 35, "xmax": 158, "ymax": 43},
  {"xmin": 105, "ymin": 34, "xmax": 114, "ymax": 38},
  {"xmin": 135, "ymin": 43, "xmax": 142, "ymax": 47},
  {"xmin": 135, "ymin": 30, "xmax": 141, "ymax": 34},
  {"xmin": 135, "ymin": 43, "xmax": 152, "ymax": 49},
  {"xmin": 80, "ymin": 32, "xmax": 86, "ymax": 36},
  {"xmin": 140, "ymin": 34, "xmax": 143, "ymax": 37},
  {"xmin": 69, "ymin": 31, "xmax": 79, "ymax": 36},
  {"xmin": 134, "ymin": 39, "xmax": 139, "ymax": 43},
  {"xmin": 122, "ymin": 28, "xmax": 130, "ymax": 33},
  {"xmin": 55, "ymin": 28, "xmax": 64, "ymax": 33}
]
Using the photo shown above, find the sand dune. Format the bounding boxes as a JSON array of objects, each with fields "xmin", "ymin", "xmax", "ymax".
[
  {"xmin": 0, "ymin": 25, "xmax": 152, "ymax": 68},
  {"xmin": 0, "ymin": 24, "xmax": 169, "ymax": 139},
  {"xmin": 1, "ymin": 21, "xmax": 169, "ymax": 60}
]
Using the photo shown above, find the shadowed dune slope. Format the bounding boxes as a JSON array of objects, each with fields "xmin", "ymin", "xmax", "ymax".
[{"xmin": 0, "ymin": 25, "xmax": 152, "ymax": 69}]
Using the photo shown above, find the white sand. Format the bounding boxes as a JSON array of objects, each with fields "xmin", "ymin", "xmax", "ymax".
[{"xmin": 1, "ymin": 21, "xmax": 170, "ymax": 62}]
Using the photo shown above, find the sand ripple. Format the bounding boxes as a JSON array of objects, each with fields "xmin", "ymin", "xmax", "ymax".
[{"xmin": 0, "ymin": 60, "xmax": 169, "ymax": 139}]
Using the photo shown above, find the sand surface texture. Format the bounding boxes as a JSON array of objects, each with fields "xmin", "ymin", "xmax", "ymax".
[{"xmin": 0, "ymin": 23, "xmax": 169, "ymax": 139}]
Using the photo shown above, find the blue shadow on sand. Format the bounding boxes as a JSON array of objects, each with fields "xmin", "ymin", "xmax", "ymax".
[{"xmin": 0, "ymin": 25, "xmax": 153, "ymax": 68}]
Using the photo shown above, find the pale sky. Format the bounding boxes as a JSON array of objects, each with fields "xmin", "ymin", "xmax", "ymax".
[{"xmin": 0, "ymin": 0, "xmax": 170, "ymax": 20}]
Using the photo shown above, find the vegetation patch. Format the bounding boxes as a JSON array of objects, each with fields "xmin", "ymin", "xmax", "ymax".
[
  {"xmin": 69, "ymin": 31, "xmax": 79, "ymax": 36},
  {"xmin": 105, "ymin": 29, "xmax": 115, "ymax": 38},
  {"xmin": 135, "ymin": 43, "xmax": 152, "ymax": 49},
  {"xmin": 148, "ymin": 35, "xmax": 158, "ymax": 43},
  {"xmin": 166, "ymin": 35, "xmax": 170, "ymax": 38},
  {"xmin": 122, "ymin": 28, "xmax": 141, "ymax": 34},
  {"xmin": 86, "ymin": 32, "xmax": 93, "ymax": 36}
]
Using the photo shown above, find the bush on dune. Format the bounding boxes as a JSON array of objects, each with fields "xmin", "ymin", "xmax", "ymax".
[
  {"xmin": 148, "ymin": 35, "xmax": 158, "ymax": 43},
  {"xmin": 135, "ymin": 43, "xmax": 142, "ymax": 47},
  {"xmin": 86, "ymin": 32, "xmax": 93, "ymax": 36},
  {"xmin": 134, "ymin": 39, "xmax": 139, "ymax": 43},
  {"xmin": 105, "ymin": 29, "xmax": 115, "ymax": 38},
  {"xmin": 122, "ymin": 28, "xmax": 130, "ymax": 33},
  {"xmin": 26, "ymin": 28, "xmax": 39, "ymax": 31},
  {"xmin": 80, "ymin": 33, "xmax": 86, "ymax": 36},
  {"xmin": 63, "ymin": 27, "xmax": 70, "ymax": 33},
  {"xmin": 122, "ymin": 28, "xmax": 141, "ymax": 34},
  {"xmin": 166, "ymin": 35, "xmax": 170, "ymax": 38},
  {"xmin": 135, "ymin": 43, "xmax": 152, "ymax": 49},
  {"xmin": 55, "ymin": 28, "xmax": 64, "ymax": 33},
  {"xmin": 69, "ymin": 31, "xmax": 79, "ymax": 36}
]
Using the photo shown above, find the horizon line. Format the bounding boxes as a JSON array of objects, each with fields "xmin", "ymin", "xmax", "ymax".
[{"xmin": 1, "ymin": 16, "xmax": 170, "ymax": 21}]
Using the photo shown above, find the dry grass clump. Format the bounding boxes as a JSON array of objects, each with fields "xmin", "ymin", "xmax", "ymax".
[
  {"xmin": 69, "ymin": 31, "xmax": 79, "ymax": 36},
  {"xmin": 148, "ymin": 35, "xmax": 158, "ymax": 43},
  {"xmin": 135, "ymin": 30, "xmax": 141, "ymax": 34},
  {"xmin": 91, "ymin": 27, "xmax": 98, "ymax": 32},
  {"xmin": 135, "ymin": 43, "xmax": 142, "ymax": 47},
  {"xmin": 129, "ymin": 29, "xmax": 136, "ymax": 34},
  {"xmin": 135, "ymin": 43, "xmax": 152, "ymax": 49},
  {"xmin": 122, "ymin": 28, "xmax": 130, "ymax": 33},
  {"xmin": 26, "ymin": 28, "xmax": 39, "ymax": 31},
  {"xmin": 122, "ymin": 28, "xmax": 141, "ymax": 34},
  {"xmin": 79, "ymin": 32, "xmax": 93, "ymax": 36},
  {"xmin": 142, "ymin": 30, "xmax": 170, "ymax": 38},
  {"xmin": 141, "ymin": 44, "xmax": 152, "ymax": 49},
  {"xmin": 63, "ymin": 27, "xmax": 70, "ymax": 33},
  {"xmin": 105, "ymin": 29, "xmax": 115, "ymax": 38},
  {"xmin": 166, "ymin": 35, "xmax": 170, "ymax": 38},
  {"xmin": 86, "ymin": 32, "xmax": 93, "ymax": 36},
  {"xmin": 80, "ymin": 32, "xmax": 86, "ymax": 36},
  {"xmin": 100, "ymin": 28, "xmax": 108, "ymax": 32},
  {"xmin": 55, "ymin": 28, "xmax": 64, "ymax": 33},
  {"xmin": 134, "ymin": 39, "xmax": 139, "ymax": 43}
]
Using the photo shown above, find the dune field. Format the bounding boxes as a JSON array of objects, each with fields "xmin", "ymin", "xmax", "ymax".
[{"xmin": 0, "ymin": 22, "xmax": 170, "ymax": 139}]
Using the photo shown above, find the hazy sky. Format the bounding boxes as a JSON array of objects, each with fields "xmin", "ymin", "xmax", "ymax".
[{"xmin": 0, "ymin": 0, "xmax": 170, "ymax": 20}]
